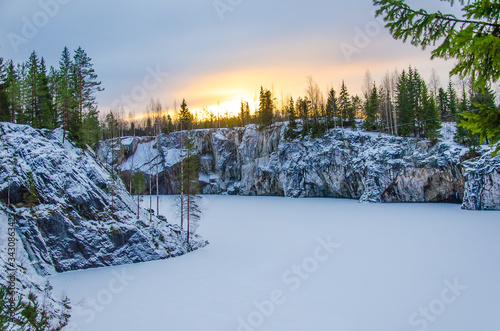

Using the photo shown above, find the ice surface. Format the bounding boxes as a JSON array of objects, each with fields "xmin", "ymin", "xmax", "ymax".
[{"xmin": 50, "ymin": 196, "xmax": 500, "ymax": 331}]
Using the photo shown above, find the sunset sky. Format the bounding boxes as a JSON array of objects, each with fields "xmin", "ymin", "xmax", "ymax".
[{"xmin": 0, "ymin": 0, "xmax": 461, "ymax": 119}]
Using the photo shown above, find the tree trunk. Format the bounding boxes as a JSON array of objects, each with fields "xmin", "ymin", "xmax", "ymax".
[
  {"xmin": 156, "ymin": 125, "xmax": 160, "ymax": 216},
  {"xmin": 137, "ymin": 194, "xmax": 140, "ymax": 219},
  {"xmin": 180, "ymin": 130, "xmax": 184, "ymax": 231}
]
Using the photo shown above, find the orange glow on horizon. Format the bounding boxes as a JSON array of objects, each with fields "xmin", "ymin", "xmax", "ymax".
[{"xmin": 112, "ymin": 57, "xmax": 456, "ymax": 124}]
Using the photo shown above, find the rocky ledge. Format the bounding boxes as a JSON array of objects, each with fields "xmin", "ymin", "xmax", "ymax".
[
  {"xmin": 97, "ymin": 122, "xmax": 500, "ymax": 210},
  {"xmin": 0, "ymin": 122, "xmax": 207, "ymax": 276}
]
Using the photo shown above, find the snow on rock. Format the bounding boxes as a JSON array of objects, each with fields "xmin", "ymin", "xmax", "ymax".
[
  {"xmin": 0, "ymin": 122, "xmax": 207, "ymax": 276},
  {"xmin": 0, "ymin": 206, "xmax": 70, "ymax": 329},
  {"xmin": 462, "ymin": 154, "xmax": 500, "ymax": 210},
  {"xmin": 98, "ymin": 122, "xmax": 500, "ymax": 210}
]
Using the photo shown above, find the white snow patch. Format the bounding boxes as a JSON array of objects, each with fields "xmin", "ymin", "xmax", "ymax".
[{"xmin": 50, "ymin": 196, "xmax": 500, "ymax": 331}]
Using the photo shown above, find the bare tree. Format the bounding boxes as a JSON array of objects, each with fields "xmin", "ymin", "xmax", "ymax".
[
  {"xmin": 362, "ymin": 69, "xmax": 374, "ymax": 100},
  {"xmin": 306, "ymin": 75, "xmax": 323, "ymax": 121},
  {"xmin": 391, "ymin": 69, "xmax": 399, "ymax": 135},
  {"xmin": 429, "ymin": 69, "xmax": 440, "ymax": 100},
  {"xmin": 381, "ymin": 72, "xmax": 394, "ymax": 135}
]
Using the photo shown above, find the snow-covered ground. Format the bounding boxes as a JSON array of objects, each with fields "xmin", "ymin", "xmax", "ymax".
[{"xmin": 50, "ymin": 196, "xmax": 500, "ymax": 331}]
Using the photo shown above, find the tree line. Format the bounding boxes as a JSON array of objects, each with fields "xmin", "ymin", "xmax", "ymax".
[
  {"xmin": 103, "ymin": 69, "xmax": 496, "ymax": 153},
  {"xmin": 0, "ymin": 47, "xmax": 103, "ymax": 147},
  {"xmin": 374, "ymin": 0, "xmax": 500, "ymax": 155}
]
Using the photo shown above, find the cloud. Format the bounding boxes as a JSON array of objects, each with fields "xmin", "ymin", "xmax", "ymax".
[{"xmin": 0, "ymin": 0, "xmax": 460, "ymax": 117}]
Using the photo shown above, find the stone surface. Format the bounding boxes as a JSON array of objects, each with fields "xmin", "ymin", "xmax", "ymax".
[
  {"xmin": 0, "ymin": 122, "xmax": 207, "ymax": 275},
  {"xmin": 462, "ymin": 154, "xmax": 500, "ymax": 210},
  {"xmin": 98, "ymin": 123, "xmax": 499, "ymax": 210}
]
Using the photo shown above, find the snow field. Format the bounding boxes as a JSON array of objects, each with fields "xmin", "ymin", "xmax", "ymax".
[{"xmin": 50, "ymin": 196, "xmax": 500, "ymax": 331}]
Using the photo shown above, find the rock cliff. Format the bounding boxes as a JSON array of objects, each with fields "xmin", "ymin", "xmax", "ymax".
[
  {"xmin": 462, "ymin": 154, "xmax": 500, "ymax": 210},
  {"xmin": 97, "ymin": 123, "xmax": 499, "ymax": 210},
  {"xmin": 0, "ymin": 122, "xmax": 207, "ymax": 276}
]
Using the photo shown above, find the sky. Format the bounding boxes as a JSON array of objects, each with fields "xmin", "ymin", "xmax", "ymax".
[{"xmin": 0, "ymin": 0, "xmax": 463, "ymax": 119}]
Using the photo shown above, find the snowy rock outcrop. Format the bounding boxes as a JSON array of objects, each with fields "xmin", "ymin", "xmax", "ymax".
[
  {"xmin": 98, "ymin": 123, "xmax": 500, "ymax": 209},
  {"xmin": 0, "ymin": 206, "xmax": 69, "ymax": 329},
  {"xmin": 0, "ymin": 122, "xmax": 207, "ymax": 276},
  {"xmin": 462, "ymin": 154, "xmax": 500, "ymax": 210}
]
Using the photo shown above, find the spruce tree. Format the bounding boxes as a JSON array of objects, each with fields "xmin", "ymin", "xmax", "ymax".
[
  {"xmin": 447, "ymin": 81, "xmax": 458, "ymax": 120},
  {"xmin": 325, "ymin": 88, "xmax": 337, "ymax": 129},
  {"xmin": 350, "ymin": 95, "xmax": 362, "ymax": 130},
  {"xmin": 455, "ymin": 86, "xmax": 481, "ymax": 153},
  {"xmin": 6, "ymin": 61, "xmax": 22, "ymax": 123},
  {"xmin": 363, "ymin": 85, "xmax": 379, "ymax": 130},
  {"xmin": 38, "ymin": 58, "xmax": 55, "ymax": 129},
  {"xmin": 338, "ymin": 81, "xmax": 351, "ymax": 127},
  {"xmin": 57, "ymin": 47, "xmax": 74, "ymax": 142},
  {"xmin": 258, "ymin": 86, "xmax": 273, "ymax": 127},
  {"xmin": 396, "ymin": 70, "xmax": 411, "ymax": 136},
  {"xmin": 284, "ymin": 97, "xmax": 297, "ymax": 140},
  {"xmin": 461, "ymin": 85, "xmax": 499, "ymax": 147},
  {"xmin": 437, "ymin": 87, "xmax": 449, "ymax": 120},
  {"xmin": 375, "ymin": 0, "xmax": 500, "ymax": 154},
  {"xmin": 24, "ymin": 51, "xmax": 41, "ymax": 127},
  {"xmin": 296, "ymin": 97, "xmax": 310, "ymax": 137},
  {"xmin": 178, "ymin": 99, "xmax": 191, "ymax": 130},
  {"xmin": 422, "ymin": 86, "xmax": 442, "ymax": 140},
  {"xmin": 0, "ymin": 58, "xmax": 10, "ymax": 122},
  {"xmin": 23, "ymin": 171, "xmax": 39, "ymax": 208}
]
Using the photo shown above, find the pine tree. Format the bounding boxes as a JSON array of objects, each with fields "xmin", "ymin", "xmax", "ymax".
[
  {"xmin": 296, "ymin": 97, "xmax": 310, "ymax": 137},
  {"xmin": 71, "ymin": 47, "xmax": 103, "ymax": 145},
  {"xmin": 178, "ymin": 131, "xmax": 201, "ymax": 247},
  {"xmin": 132, "ymin": 171, "xmax": 146, "ymax": 218},
  {"xmin": 239, "ymin": 100, "xmax": 251, "ymax": 127},
  {"xmin": 80, "ymin": 108, "xmax": 101, "ymax": 148}
]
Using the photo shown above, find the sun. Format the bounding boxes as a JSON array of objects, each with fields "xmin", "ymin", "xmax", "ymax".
[{"xmin": 201, "ymin": 97, "xmax": 257, "ymax": 119}]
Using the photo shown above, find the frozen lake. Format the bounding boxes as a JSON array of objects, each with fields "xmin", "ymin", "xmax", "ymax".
[{"xmin": 50, "ymin": 196, "xmax": 500, "ymax": 331}]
